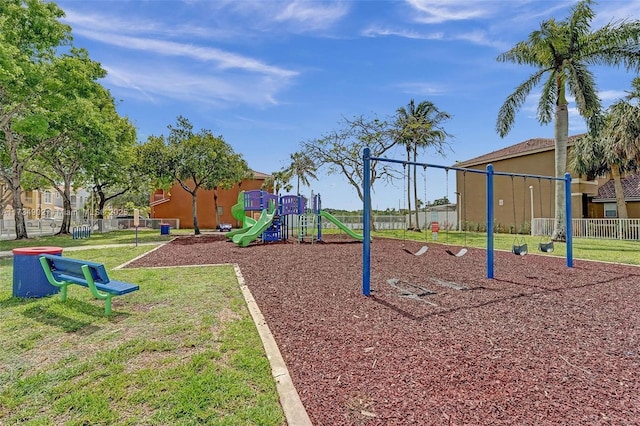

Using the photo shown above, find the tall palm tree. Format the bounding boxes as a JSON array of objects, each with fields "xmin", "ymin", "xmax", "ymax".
[
  {"xmin": 287, "ymin": 152, "xmax": 318, "ymax": 196},
  {"xmin": 571, "ymin": 78, "xmax": 640, "ymax": 219},
  {"xmin": 396, "ymin": 99, "xmax": 451, "ymax": 230},
  {"xmin": 496, "ymin": 0, "xmax": 640, "ymax": 241}
]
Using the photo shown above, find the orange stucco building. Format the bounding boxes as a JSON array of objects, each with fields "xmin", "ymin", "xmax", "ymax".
[{"xmin": 149, "ymin": 171, "xmax": 271, "ymax": 229}]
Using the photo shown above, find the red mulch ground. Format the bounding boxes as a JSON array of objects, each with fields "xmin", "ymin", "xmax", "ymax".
[{"xmin": 127, "ymin": 234, "xmax": 640, "ymax": 425}]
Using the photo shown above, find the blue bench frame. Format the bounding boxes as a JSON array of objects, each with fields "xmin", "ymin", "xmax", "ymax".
[{"xmin": 39, "ymin": 254, "xmax": 139, "ymax": 315}]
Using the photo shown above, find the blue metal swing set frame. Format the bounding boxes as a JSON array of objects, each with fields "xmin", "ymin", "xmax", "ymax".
[{"xmin": 361, "ymin": 147, "xmax": 574, "ymax": 296}]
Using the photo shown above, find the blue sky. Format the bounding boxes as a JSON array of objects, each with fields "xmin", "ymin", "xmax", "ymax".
[{"xmin": 56, "ymin": 0, "xmax": 640, "ymax": 211}]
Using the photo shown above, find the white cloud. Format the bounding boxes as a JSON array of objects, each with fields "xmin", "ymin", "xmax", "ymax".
[
  {"xmin": 405, "ymin": 0, "xmax": 496, "ymax": 24},
  {"xmin": 274, "ymin": 1, "xmax": 350, "ymax": 31},
  {"xmin": 104, "ymin": 64, "xmax": 289, "ymax": 108},
  {"xmin": 74, "ymin": 29, "xmax": 298, "ymax": 79},
  {"xmin": 209, "ymin": 0, "xmax": 349, "ymax": 33},
  {"xmin": 63, "ymin": 10, "xmax": 235, "ymax": 40},
  {"xmin": 396, "ymin": 82, "xmax": 449, "ymax": 96},
  {"xmin": 361, "ymin": 26, "xmax": 443, "ymax": 40}
]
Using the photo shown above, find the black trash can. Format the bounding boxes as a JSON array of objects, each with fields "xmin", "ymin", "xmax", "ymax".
[
  {"xmin": 12, "ymin": 246, "xmax": 63, "ymax": 298},
  {"xmin": 160, "ymin": 223, "xmax": 170, "ymax": 235}
]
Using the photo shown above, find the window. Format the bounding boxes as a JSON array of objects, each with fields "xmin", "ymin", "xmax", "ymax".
[
  {"xmin": 44, "ymin": 209, "xmax": 52, "ymax": 218},
  {"xmin": 604, "ymin": 203, "xmax": 617, "ymax": 218},
  {"xmin": 44, "ymin": 191, "xmax": 52, "ymax": 204},
  {"xmin": 217, "ymin": 206, "xmax": 224, "ymax": 216}
]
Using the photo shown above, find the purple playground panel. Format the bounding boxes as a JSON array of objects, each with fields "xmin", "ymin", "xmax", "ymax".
[
  {"xmin": 243, "ymin": 190, "xmax": 278, "ymax": 211},
  {"xmin": 280, "ymin": 195, "xmax": 307, "ymax": 215}
]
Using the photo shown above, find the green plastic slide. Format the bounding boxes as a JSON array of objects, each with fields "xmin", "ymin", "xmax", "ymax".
[
  {"xmin": 232, "ymin": 209, "xmax": 275, "ymax": 247},
  {"xmin": 225, "ymin": 191, "xmax": 257, "ymax": 239},
  {"xmin": 320, "ymin": 210, "xmax": 364, "ymax": 241}
]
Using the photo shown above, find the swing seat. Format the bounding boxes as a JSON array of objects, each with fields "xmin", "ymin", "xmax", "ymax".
[
  {"xmin": 512, "ymin": 243, "xmax": 528, "ymax": 256},
  {"xmin": 538, "ymin": 241, "xmax": 554, "ymax": 253},
  {"xmin": 404, "ymin": 246, "xmax": 428, "ymax": 256},
  {"xmin": 445, "ymin": 247, "xmax": 468, "ymax": 257}
]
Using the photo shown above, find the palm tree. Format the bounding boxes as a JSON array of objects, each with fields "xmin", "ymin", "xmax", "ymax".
[
  {"xmin": 496, "ymin": 0, "xmax": 640, "ymax": 241},
  {"xmin": 287, "ymin": 152, "xmax": 318, "ymax": 196},
  {"xmin": 571, "ymin": 78, "xmax": 640, "ymax": 219},
  {"xmin": 262, "ymin": 170, "xmax": 293, "ymax": 194},
  {"xmin": 396, "ymin": 99, "xmax": 451, "ymax": 230}
]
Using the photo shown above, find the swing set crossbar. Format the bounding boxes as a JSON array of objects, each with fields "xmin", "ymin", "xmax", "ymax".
[{"xmin": 361, "ymin": 148, "xmax": 574, "ymax": 296}]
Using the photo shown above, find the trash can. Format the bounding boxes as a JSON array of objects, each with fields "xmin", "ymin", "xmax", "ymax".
[
  {"xmin": 160, "ymin": 223, "xmax": 170, "ymax": 235},
  {"xmin": 12, "ymin": 246, "xmax": 63, "ymax": 298}
]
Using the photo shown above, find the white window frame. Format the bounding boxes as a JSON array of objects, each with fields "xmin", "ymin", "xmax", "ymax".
[{"xmin": 604, "ymin": 202, "xmax": 617, "ymax": 218}]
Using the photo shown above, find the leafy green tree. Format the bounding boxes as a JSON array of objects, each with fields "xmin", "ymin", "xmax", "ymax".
[
  {"xmin": 496, "ymin": 0, "xmax": 640, "ymax": 241},
  {"xmin": 88, "ymin": 117, "xmax": 139, "ymax": 226},
  {"xmin": 140, "ymin": 116, "xmax": 250, "ymax": 235},
  {"xmin": 395, "ymin": 99, "xmax": 451, "ymax": 230},
  {"xmin": 27, "ymin": 50, "xmax": 125, "ymax": 235},
  {"xmin": 301, "ymin": 115, "xmax": 398, "ymax": 230},
  {"xmin": 0, "ymin": 0, "xmax": 73, "ymax": 239}
]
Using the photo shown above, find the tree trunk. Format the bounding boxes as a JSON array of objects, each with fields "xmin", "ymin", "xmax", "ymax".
[
  {"xmin": 213, "ymin": 187, "xmax": 220, "ymax": 227},
  {"xmin": 611, "ymin": 163, "xmax": 629, "ymax": 219},
  {"xmin": 5, "ymin": 130, "xmax": 28, "ymax": 239},
  {"xmin": 552, "ymin": 104, "xmax": 568, "ymax": 242},
  {"xmin": 95, "ymin": 185, "xmax": 106, "ymax": 232},
  {"xmin": 191, "ymin": 191, "xmax": 200, "ymax": 235},
  {"xmin": 56, "ymin": 179, "xmax": 73, "ymax": 235},
  {"xmin": 11, "ymin": 177, "xmax": 28, "ymax": 239}
]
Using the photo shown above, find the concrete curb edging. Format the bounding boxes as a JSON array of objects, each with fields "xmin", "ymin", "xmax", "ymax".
[{"xmin": 233, "ymin": 264, "xmax": 312, "ymax": 426}]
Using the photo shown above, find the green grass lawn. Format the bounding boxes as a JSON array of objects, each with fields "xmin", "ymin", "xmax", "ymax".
[
  {"xmin": 0, "ymin": 244, "xmax": 284, "ymax": 425},
  {"xmin": 0, "ymin": 228, "xmax": 636, "ymax": 424}
]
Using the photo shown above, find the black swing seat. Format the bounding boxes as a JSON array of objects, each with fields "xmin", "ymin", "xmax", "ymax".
[
  {"xmin": 404, "ymin": 246, "xmax": 428, "ymax": 256},
  {"xmin": 538, "ymin": 241, "xmax": 554, "ymax": 253},
  {"xmin": 446, "ymin": 247, "xmax": 468, "ymax": 257},
  {"xmin": 512, "ymin": 243, "xmax": 528, "ymax": 256}
]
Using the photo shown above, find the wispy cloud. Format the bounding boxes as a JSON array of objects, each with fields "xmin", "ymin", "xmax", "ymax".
[
  {"xmin": 74, "ymin": 29, "xmax": 298, "ymax": 79},
  {"xmin": 275, "ymin": 1, "xmax": 350, "ymax": 31},
  {"xmin": 405, "ymin": 0, "xmax": 496, "ymax": 24},
  {"xmin": 211, "ymin": 0, "xmax": 349, "ymax": 33},
  {"xmin": 395, "ymin": 82, "xmax": 449, "ymax": 96},
  {"xmin": 63, "ymin": 10, "xmax": 236, "ymax": 40},
  {"xmin": 361, "ymin": 26, "xmax": 443, "ymax": 40},
  {"xmin": 63, "ymin": 5, "xmax": 300, "ymax": 109},
  {"xmin": 104, "ymin": 64, "xmax": 289, "ymax": 107}
]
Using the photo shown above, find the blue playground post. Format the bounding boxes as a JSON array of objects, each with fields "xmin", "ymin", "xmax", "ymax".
[
  {"xmin": 565, "ymin": 172, "xmax": 573, "ymax": 268},
  {"xmin": 486, "ymin": 164, "xmax": 494, "ymax": 279},
  {"xmin": 363, "ymin": 147, "xmax": 372, "ymax": 296}
]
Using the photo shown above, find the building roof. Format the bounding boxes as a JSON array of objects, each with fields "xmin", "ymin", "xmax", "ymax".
[
  {"xmin": 455, "ymin": 135, "xmax": 583, "ymax": 168},
  {"xmin": 593, "ymin": 173, "xmax": 640, "ymax": 202},
  {"xmin": 251, "ymin": 170, "xmax": 271, "ymax": 180}
]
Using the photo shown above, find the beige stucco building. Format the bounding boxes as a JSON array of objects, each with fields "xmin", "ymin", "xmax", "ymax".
[{"xmin": 454, "ymin": 136, "xmax": 640, "ymax": 232}]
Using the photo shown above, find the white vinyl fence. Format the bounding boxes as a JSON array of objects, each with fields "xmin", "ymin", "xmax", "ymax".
[
  {"xmin": 1, "ymin": 218, "xmax": 180, "ymax": 240},
  {"xmin": 533, "ymin": 218, "xmax": 640, "ymax": 240}
]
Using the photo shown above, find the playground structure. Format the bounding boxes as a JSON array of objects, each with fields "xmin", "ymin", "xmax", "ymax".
[
  {"xmin": 361, "ymin": 147, "xmax": 574, "ymax": 296},
  {"xmin": 226, "ymin": 190, "xmax": 364, "ymax": 247}
]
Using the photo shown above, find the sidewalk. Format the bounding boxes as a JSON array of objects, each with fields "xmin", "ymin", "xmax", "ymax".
[{"xmin": 0, "ymin": 242, "xmax": 163, "ymax": 259}]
